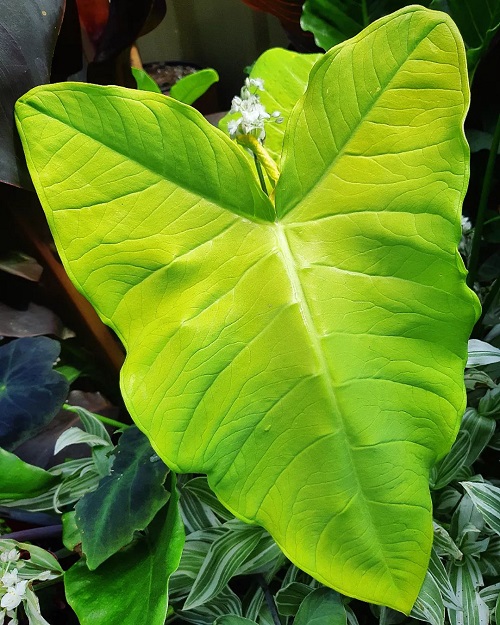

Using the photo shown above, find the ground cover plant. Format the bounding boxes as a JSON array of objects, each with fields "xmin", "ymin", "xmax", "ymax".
[{"xmin": 1, "ymin": 1, "xmax": 500, "ymax": 624}]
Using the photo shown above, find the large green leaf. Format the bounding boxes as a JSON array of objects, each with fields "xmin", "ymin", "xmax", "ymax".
[
  {"xmin": 0, "ymin": 448, "xmax": 60, "ymax": 500},
  {"xmin": 16, "ymin": 7, "xmax": 479, "ymax": 612}
]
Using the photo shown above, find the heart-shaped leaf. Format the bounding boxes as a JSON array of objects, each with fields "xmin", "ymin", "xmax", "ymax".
[
  {"xmin": 0, "ymin": 337, "xmax": 69, "ymax": 450},
  {"xmin": 16, "ymin": 7, "xmax": 479, "ymax": 612},
  {"xmin": 0, "ymin": 0, "xmax": 64, "ymax": 187}
]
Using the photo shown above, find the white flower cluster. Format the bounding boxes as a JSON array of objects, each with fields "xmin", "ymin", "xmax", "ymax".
[
  {"xmin": 228, "ymin": 77, "xmax": 283, "ymax": 142},
  {"xmin": 0, "ymin": 544, "xmax": 56, "ymax": 625}
]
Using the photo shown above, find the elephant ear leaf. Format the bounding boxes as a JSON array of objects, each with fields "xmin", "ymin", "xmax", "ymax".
[{"xmin": 15, "ymin": 6, "xmax": 479, "ymax": 613}]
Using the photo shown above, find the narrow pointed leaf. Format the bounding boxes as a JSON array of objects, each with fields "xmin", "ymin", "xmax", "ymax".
[
  {"xmin": 276, "ymin": 582, "xmax": 314, "ymax": 616},
  {"xmin": 183, "ymin": 525, "xmax": 263, "ymax": 610},
  {"xmin": 411, "ymin": 571, "xmax": 445, "ymax": 625},
  {"xmin": 431, "ymin": 431, "xmax": 471, "ymax": 490},
  {"xmin": 131, "ymin": 67, "xmax": 162, "ymax": 94},
  {"xmin": 16, "ymin": 6, "xmax": 478, "ymax": 612},
  {"xmin": 462, "ymin": 482, "xmax": 500, "ymax": 536},
  {"xmin": 448, "ymin": 558, "xmax": 489, "ymax": 625}
]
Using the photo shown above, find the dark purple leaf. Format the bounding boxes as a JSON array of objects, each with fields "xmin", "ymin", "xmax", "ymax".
[{"xmin": 0, "ymin": 0, "xmax": 64, "ymax": 187}]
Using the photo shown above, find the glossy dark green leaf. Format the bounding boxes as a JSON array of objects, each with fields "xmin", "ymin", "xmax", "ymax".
[
  {"xmin": 294, "ymin": 588, "xmax": 347, "ymax": 625},
  {"xmin": 0, "ymin": 337, "xmax": 69, "ymax": 450},
  {"xmin": 0, "ymin": 0, "xmax": 64, "ymax": 186},
  {"xmin": 75, "ymin": 425, "xmax": 170, "ymax": 569},
  {"xmin": 276, "ymin": 582, "xmax": 314, "ymax": 616},
  {"xmin": 65, "ymin": 474, "xmax": 184, "ymax": 625},
  {"xmin": 446, "ymin": 0, "xmax": 500, "ymax": 72},
  {"xmin": 300, "ymin": 0, "xmax": 431, "ymax": 50},
  {"xmin": 0, "ymin": 448, "xmax": 59, "ymax": 499}
]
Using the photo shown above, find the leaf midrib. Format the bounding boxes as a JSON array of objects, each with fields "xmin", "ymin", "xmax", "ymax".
[{"xmin": 276, "ymin": 222, "xmax": 399, "ymax": 588}]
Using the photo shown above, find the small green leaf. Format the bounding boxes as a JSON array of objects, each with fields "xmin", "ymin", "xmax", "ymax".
[
  {"xmin": 479, "ymin": 536, "xmax": 500, "ymax": 576},
  {"xmin": 276, "ymin": 582, "xmax": 314, "ymax": 616},
  {"xmin": 294, "ymin": 588, "xmax": 347, "ymax": 625},
  {"xmin": 75, "ymin": 426, "xmax": 170, "ymax": 569},
  {"xmin": 170, "ymin": 68, "xmax": 219, "ymax": 105},
  {"xmin": 0, "ymin": 337, "xmax": 69, "ymax": 450},
  {"xmin": 462, "ymin": 482, "xmax": 500, "ymax": 536},
  {"xmin": 0, "ymin": 448, "xmax": 59, "ymax": 499},
  {"xmin": 54, "ymin": 427, "xmax": 111, "ymax": 454},
  {"xmin": 62, "ymin": 510, "xmax": 82, "ymax": 551},
  {"xmin": 131, "ymin": 67, "xmax": 162, "ymax": 94},
  {"xmin": 183, "ymin": 525, "xmax": 263, "ymax": 610},
  {"xmin": 428, "ymin": 547, "xmax": 461, "ymax": 609},
  {"xmin": 65, "ymin": 474, "xmax": 184, "ymax": 625},
  {"xmin": 177, "ymin": 586, "xmax": 242, "ymax": 625}
]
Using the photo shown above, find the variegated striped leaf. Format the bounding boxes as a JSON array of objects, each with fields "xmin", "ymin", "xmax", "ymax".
[
  {"xmin": 177, "ymin": 587, "xmax": 242, "ymax": 625},
  {"xmin": 183, "ymin": 525, "xmax": 263, "ymax": 610},
  {"xmin": 462, "ymin": 482, "xmax": 500, "ymax": 536},
  {"xmin": 236, "ymin": 532, "xmax": 284, "ymax": 576},
  {"xmin": 478, "ymin": 582, "xmax": 500, "ymax": 610},
  {"xmin": 460, "ymin": 409, "xmax": 496, "ymax": 466},
  {"xmin": 433, "ymin": 522, "xmax": 463, "ymax": 560},
  {"xmin": 467, "ymin": 340, "xmax": 500, "ymax": 367},
  {"xmin": 180, "ymin": 486, "xmax": 221, "ymax": 533},
  {"xmin": 447, "ymin": 558, "xmax": 489, "ymax": 625},
  {"xmin": 64, "ymin": 405, "xmax": 113, "ymax": 445},
  {"xmin": 183, "ymin": 477, "xmax": 233, "ymax": 521},
  {"xmin": 432, "ymin": 431, "xmax": 471, "ymax": 490},
  {"xmin": 479, "ymin": 536, "xmax": 500, "ymax": 577},
  {"xmin": 411, "ymin": 570, "xmax": 445, "ymax": 625},
  {"xmin": 428, "ymin": 547, "xmax": 461, "ymax": 609},
  {"xmin": 215, "ymin": 617, "xmax": 259, "ymax": 625}
]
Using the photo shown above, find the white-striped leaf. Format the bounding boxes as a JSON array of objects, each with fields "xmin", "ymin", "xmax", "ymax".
[
  {"xmin": 169, "ymin": 539, "xmax": 211, "ymax": 600},
  {"xmin": 183, "ymin": 525, "xmax": 263, "ymax": 610},
  {"xmin": 180, "ymin": 486, "xmax": 221, "ymax": 533},
  {"xmin": 428, "ymin": 547, "xmax": 461, "ymax": 609},
  {"xmin": 451, "ymin": 495, "xmax": 485, "ymax": 547},
  {"xmin": 460, "ymin": 409, "xmax": 496, "ymax": 466},
  {"xmin": 448, "ymin": 558, "xmax": 488, "ymax": 625},
  {"xmin": 477, "ymin": 387, "xmax": 500, "ymax": 418},
  {"xmin": 467, "ymin": 340, "xmax": 500, "ymax": 367},
  {"xmin": 54, "ymin": 427, "xmax": 111, "ymax": 455},
  {"xmin": 177, "ymin": 587, "xmax": 242, "ymax": 625},
  {"xmin": 183, "ymin": 477, "xmax": 233, "ymax": 521},
  {"xmin": 276, "ymin": 582, "xmax": 314, "ymax": 616},
  {"xmin": 435, "ymin": 487, "xmax": 462, "ymax": 517},
  {"xmin": 64, "ymin": 405, "xmax": 113, "ymax": 445},
  {"xmin": 236, "ymin": 532, "xmax": 284, "ymax": 576},
  {"xmin": 411, "ymin": 570, "xmax": 445, "ymax": 625},
  {"xmin": 245, "ymin": 588, "xmax": 265, "ymax": 622},
  {"xmin": 488, "ymin": 430, "xmax": 500, "ymax": 451},
  {"xmin": 462, "ymin": 482, "xmax": 500, "ymax": 536},
  {"xmin": 432, "ymin": 431, "xmax": 471, "ymax": 490},
  {"xmin": 464, "ymin": 369, "xmax": 496, "ymax": 390},
  {"xmin": 479, "ymin": 535, "xmax": 500, "ymax": 576},
  {"xmin": 346, "ymin": 606, "xmax": 360, "ymax": 625},
  {"xmin": 433, "ymin": 522, "xmax": 463, "ymax": 561},
  {"xmin": 495, "ymin": 592, "xmax": 500, "ymax": 625},
  {"xmin": 479, "ymin": 582, "xmax": 500, "ymax": 609}
]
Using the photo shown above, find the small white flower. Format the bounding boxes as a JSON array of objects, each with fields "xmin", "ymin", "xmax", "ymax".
[
  {"xmin": 0, "ymin": 549, "xmax": 19, "ymax": 563},
  {"xmin": 35, "ymin": 571, "xmax": 53, "ymax": 582},
  {"xmin": 0, "ymin": 580, "xmax": 28, "ymax": 611},
  {"xmin": 1, "ymin": 569, "xmax": 18, "ymax": 588},
  {"xmin": 246, "ymin": 77, "xmax": 264, "ymax": 91},
  {"xmin": 461, "ymin": 215, "xmax": 472, "ymax": 234}
]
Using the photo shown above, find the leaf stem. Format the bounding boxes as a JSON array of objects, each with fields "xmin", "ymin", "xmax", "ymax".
[
  {"xmin": 1, "ymin": 525, "xmax": 62, "ymax": 542},
  {"xmin": 467, "ymin": 113, "xmax": 500, "ymax": 288},
  {"xmin": 63, "ymin": 404, "xmax": 126, "ymax": 429},
  {"xmin": 257, "ymin": 575, "xmax": 281, "ymax": 625},
  {"xmin": 361, "ymin": 0, "xmax": 369, "ymax": 27},
  {"xmin": 236, "ymin": 134, "xmax": 280, "ymax": 188}
]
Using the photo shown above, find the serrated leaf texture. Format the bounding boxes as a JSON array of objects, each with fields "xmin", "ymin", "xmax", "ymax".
[{"xmin": 15, "ymin": 7, "xmax": 479, "ymax": 612}]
